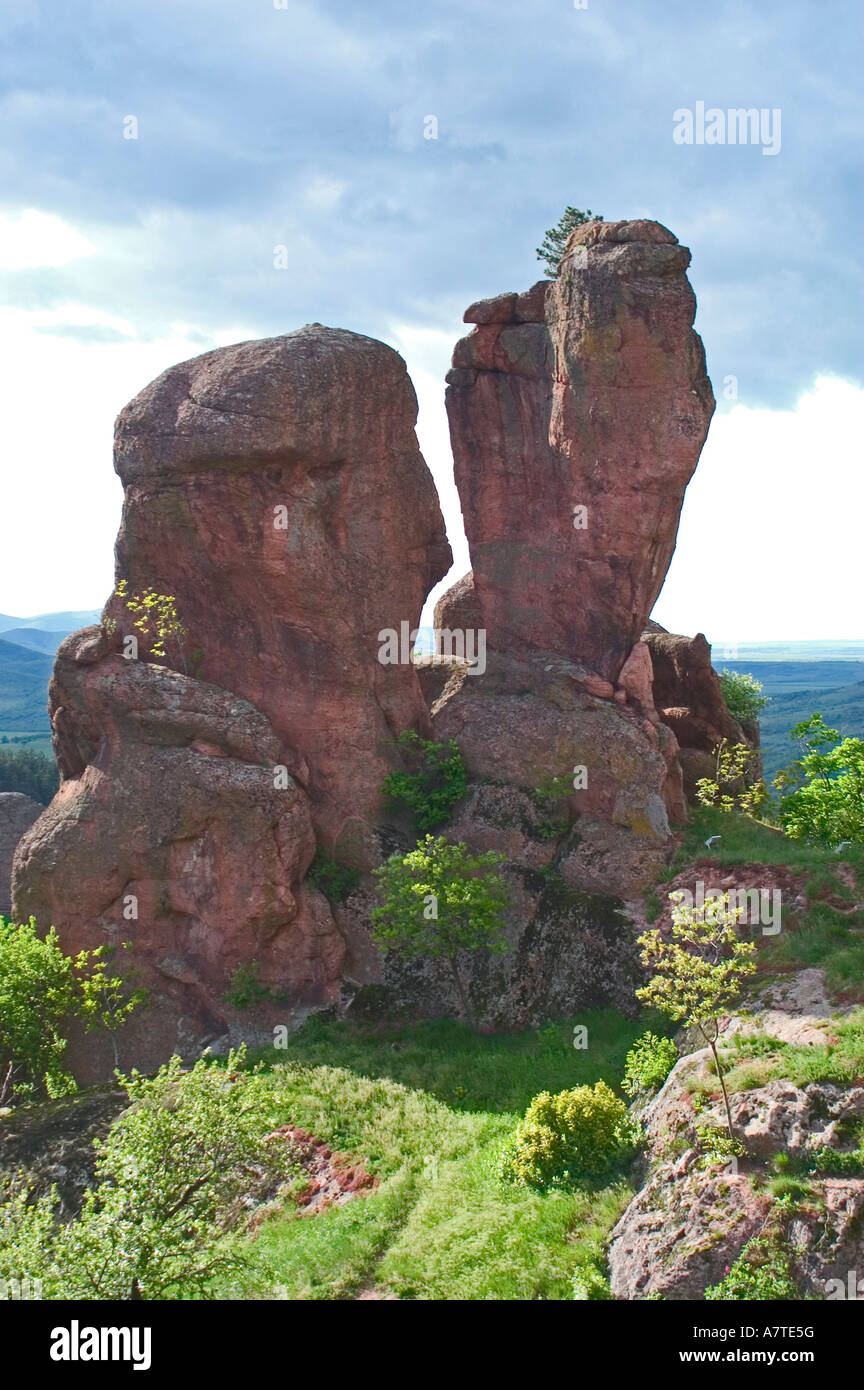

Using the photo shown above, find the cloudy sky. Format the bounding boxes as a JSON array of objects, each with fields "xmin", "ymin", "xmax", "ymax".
[{"xmin": 1, "ymin": 0, "xmax": 861, "ymax": 640}]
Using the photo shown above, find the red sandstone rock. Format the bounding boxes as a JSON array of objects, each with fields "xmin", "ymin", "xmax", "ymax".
[
  {"xmin": 641, "ymin": 629, "xmax": 753, "ymax": 795},
  {"xmin": 444, "ymin": 219, "xmax": 714, "ymax": 682},
  {"xmin": 12, "ymin": 632, "xmax": 340, "ymax": 1077},
  {"xmin": 107, "ymin": 325, "xmax": 451, "ymax": 856}
]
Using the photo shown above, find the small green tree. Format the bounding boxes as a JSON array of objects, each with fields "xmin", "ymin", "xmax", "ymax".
[
  {"xmin": 536, "ymin": 206, "xmax": 603, "ymax": 277},
  {"xmin": 718, "ymin": 669, "xmax": 769, "ymax": 724},
  {"xmin": 371, "ymin": 836, "xmax": 511, "ymax": 1027},
  {"xmin": 381, "ymin": 731, "xmax": 467, "ymax": 832},
  {"xmin": 622, "ymin": 1031, "xmax": 677, "ymax": 1100},
  {"xmin": 696, "ymin": 738, "xmax": 768, "ymax": 815},
  {"xmin": 773, "ymin": 715, "xmax": 864, "ymax": 846},
  {"xmin": 636, "ymin": 892, "xmax": 756, "ymax": 1143},
  {"xmin": 0, "ymin": 1052, "xmax": 294, "ymax": 1300},
  {"xmin": 109, "ymin": 580, "xmax": 187, "ymax": 667},
  {"xmin": 0, "ymin": 917, "xmax": 143, "ymax": 1104}
]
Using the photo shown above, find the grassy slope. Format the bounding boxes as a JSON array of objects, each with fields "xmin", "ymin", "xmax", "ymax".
[{"xmin": 210, "ymin": 1012, "xmax": 654, "ymax": 1301}]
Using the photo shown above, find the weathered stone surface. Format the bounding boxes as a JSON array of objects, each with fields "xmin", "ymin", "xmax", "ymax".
[
  {"xmin": 0, "ymin": 792, "xmax": 43, "ymax": 915},
  {"xmin": 609, "ymin": 1032, "xmax": 864, "ymax": 1300},
  {"xmin": 641, "ymin": 629, "xmax": 754, "ymax": 796},
  {"xmin": 108, "ymin": 325, "xmax": 451, "ymax": 853},
  {"xmin": 12, "ymin": 633, "xmax": 342, "ymax": 1078},
  {"xmin": 431, "ymin": 650, "xmax": 683, "ymax": 896},
  {"xmin": 445, "ymin": 219, "xmax": 714, "ymax": 682}
]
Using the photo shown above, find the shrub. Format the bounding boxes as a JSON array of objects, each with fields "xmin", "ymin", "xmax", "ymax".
[
  {"xmin": 622, "ymin": 1031, "xmax": 677, "ymax": 1099},
  {"xmin": 372, "ymin": 836, "xmax": 510, "ymax": 1028},
  {"xmin": 0, "ymin": 1052, "xmax": 296, "ymax": 1300},
  {"xmin": 0, "ymin": 916, "xmax": 142, "ymax": 1104},
  {"xmin": 223, "ymin": 961, "xmax": 274, "ymax": 1012},
  {"xmin": 695, "ymin": 739, "xmax": 768, "ymax": 815},
  {"xmin": 704, "ymin": 1235, "xmax": 798, "ymax": 1300},
  {"xmin": 381, "ymin": 731, "xmax": 466, "ymax": 832},
  {"xmin": 499, "ymin": 1081, "xmax": 633, "ymax": 1189},
  {"xmin": 306, "ymin": 848, "xmax": 361, "ymax": 903},
  {"xmin": 718, "ymin": 669, "xmax": 769, "ymax": 724},
  {"xmin": 774, "ymin": 716, "xmax": 864, "ymax": 846}
]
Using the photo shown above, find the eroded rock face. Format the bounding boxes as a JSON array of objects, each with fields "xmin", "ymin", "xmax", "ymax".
[
  {"xmin": 12, "ymin": 632, "xmax": 339, "ymax": 1077},
  {"xmin": 641, "ymin": 628, "xmax": 751, "ymax": 795},
  {"xmin": 0, "ymin": 792, "xmax": 43, "ymax": 915},
  {"xmin": 108, "ymin": 325, "xmax": 451, "ymax": 856},
  {"xmin": 608, "ymin": 1043, "xmax": 864, "ymax": 1300},
  {"xmin": 445, "ymin": 220, "xmax": 714, "ymax": 681}
]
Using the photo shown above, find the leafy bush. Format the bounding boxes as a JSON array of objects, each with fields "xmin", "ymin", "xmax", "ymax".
[
  {"xmin": 372, "ymin": 836, "xmax": 510, "ymax": 1028},
  {"xmin": 499, "ymin": 1081, "xmax": 633, "ymax": 1189},
  {"xmin": 774, "ymin": 716, "xmax": 864, "ymax": 846},
  {"xmin": 695, "ymin": 739, "xmax": 768, "ymax": 815},
  {"xmin": 381, "ymin": 731, "xmax": 466, "ymax": 832},
  {"xmin": 223, "ymin": 961, "xmax": 276, "ymax": 1011},
  {"xmin": 622, "ymin": 1031, "xmax": 677, "ymax": 1099},
  {"xmin": 0, "ymin": 746, "xmax": 58, "ymax": 804},
  {"xmin": 306, "ymin": 848, "xmax": 360, "ymax": 903},
  {"xmin": 704, "ymin": 1235, "xmax": 798, "ymax": 1300},
  {"xmin": 0, "ymin": 1052, "xmax": 295, "ymax": 1300},
  {"xmin": 0, "ymin": 916, "xmax": 143, "ymax": 1104},
  {"xmin": 718, "ymin": 669, "xmax": 769, "ymax": 724}
]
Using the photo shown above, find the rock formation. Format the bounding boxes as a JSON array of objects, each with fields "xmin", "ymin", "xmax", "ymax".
[
  {"xmin": 108, "ymin": 325, "xmax": 451, "ymax": 858},
  {"xmin": 0, "ymin": 792, "xmax": 43, "ymax": 915},
  {"xmin": 641, "ymin": 625, "xmax": 754, "ymax": 795},
  {"xmin": 13, "ymin": 223, "xmax": 719, "ymax": 1058},
  {"xmin": 12, "ymin": 327, "xmax": 450, "ymax": 1071},
  {"xmin": 444, "ymin": 219, "xmax": 715, "ymax": 679}
]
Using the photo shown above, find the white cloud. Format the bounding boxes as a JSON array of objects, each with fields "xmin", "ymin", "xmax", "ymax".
[
  {"xmin": 654, "ymin": 376, "xmax": 864, "ymax": 641},
  {"xmin": 0, "ymin": 209, "xmax": 96, "ymax": 270}
]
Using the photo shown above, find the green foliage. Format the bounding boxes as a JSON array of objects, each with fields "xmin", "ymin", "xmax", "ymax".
[
  {"xmin": 704, "ymin": 1235, "xmax": 798, "ymax": 1300},
  {"xmin": 637, "ymin": 892, "xmax": 756, "ymax": 1140},
  {"xmin": 110, "ymin": 580, "xmax": 187, "ymax": 665},
  {"xmin": 381, "ymin": 731, "xmax": 466, "ymax": 832},
  {"xmin": 0, "ymin": 1052, "xmax": 294, "ymax": 1300},
  {"xmin": 718, "ymin": 669, "xmax": 769, "ymax": 724},
  {"xmin": 536, "ymin": 206, "xmax": 603, "ymax": 277},
  {"xmin": 622, "ymin": 1031, "xmax": 677, "ymax": 1099},
  {"xmin": 499, "ymin": 1081, "xmax": 633, "ymax": 1189},
  {"xmin": 530, "ymin": 774, "xmax": 573, "ymax": 839},
  {"xmin": 696, "ymin": 738, "xmax": 769, "ymax": 815},
  {"xmin": 0, "ymin": 916, "xmax": 142, "ymax": 1104},
  {"xmin": 223, "ymin": 961, "xmax": 274, "ymax": 1012},
  {"xmin": 0, "ymin": 744, "xmax": 57, "ymax": 803},
  {"xmin": 372, "ymin": 835, "xmax": 511, "ymax": 1027},
  {"xmin": 773, "ymin": 715, "xmax": 864, "ymax": 846},
  {"xmin": 306, "ymin": 848, "xmax": 360, "ymax": 903}
]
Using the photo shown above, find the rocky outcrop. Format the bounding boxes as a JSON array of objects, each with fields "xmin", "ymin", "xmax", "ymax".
[
  {"xmin": 12, "ymin": 634, "xmax": 342, "ymax": 1076},
  {"xmin": 641, "ymin": 628, "xmax": 752, "ymax": 795},
  {"xmin": 0, "ymin": 792, "xmax": 43, "ymax": 915},
  {"xmin": 12, "ymin": 327, "xmax": 450, "ymax": 1070},
  {"xmin": 429, "ymin": 218, "xmax": 707, "ymax": 901},
  {"xmin": 609, "ymin": 968, "xmax": 864, "ymax": 1300},
  {"xmin": 444, "ymin": 220, "xmax": 714, "ymax": 681},
  {"xmin": 107, "ymin": 325, "xmax": 451, "ymax": 857}
]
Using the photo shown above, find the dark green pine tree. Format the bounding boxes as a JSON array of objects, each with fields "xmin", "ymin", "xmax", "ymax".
[{"xmin": 536, "ymin": 206, "xmax": 603, "ymax": 277}]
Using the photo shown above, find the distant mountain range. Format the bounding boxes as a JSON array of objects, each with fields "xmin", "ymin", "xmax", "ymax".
[{"xmin": 0, "ymin": 610, "xmax": 101, "ymax": 731}]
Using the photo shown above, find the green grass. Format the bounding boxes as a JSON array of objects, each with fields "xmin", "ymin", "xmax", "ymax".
[
  {"xmin": 670, "ymin": 805, "xmax": 864, "ymax": 878},
  {"xmin": 208, "ymin": 1010, "xmax": 652, "ymax": 1300}
]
